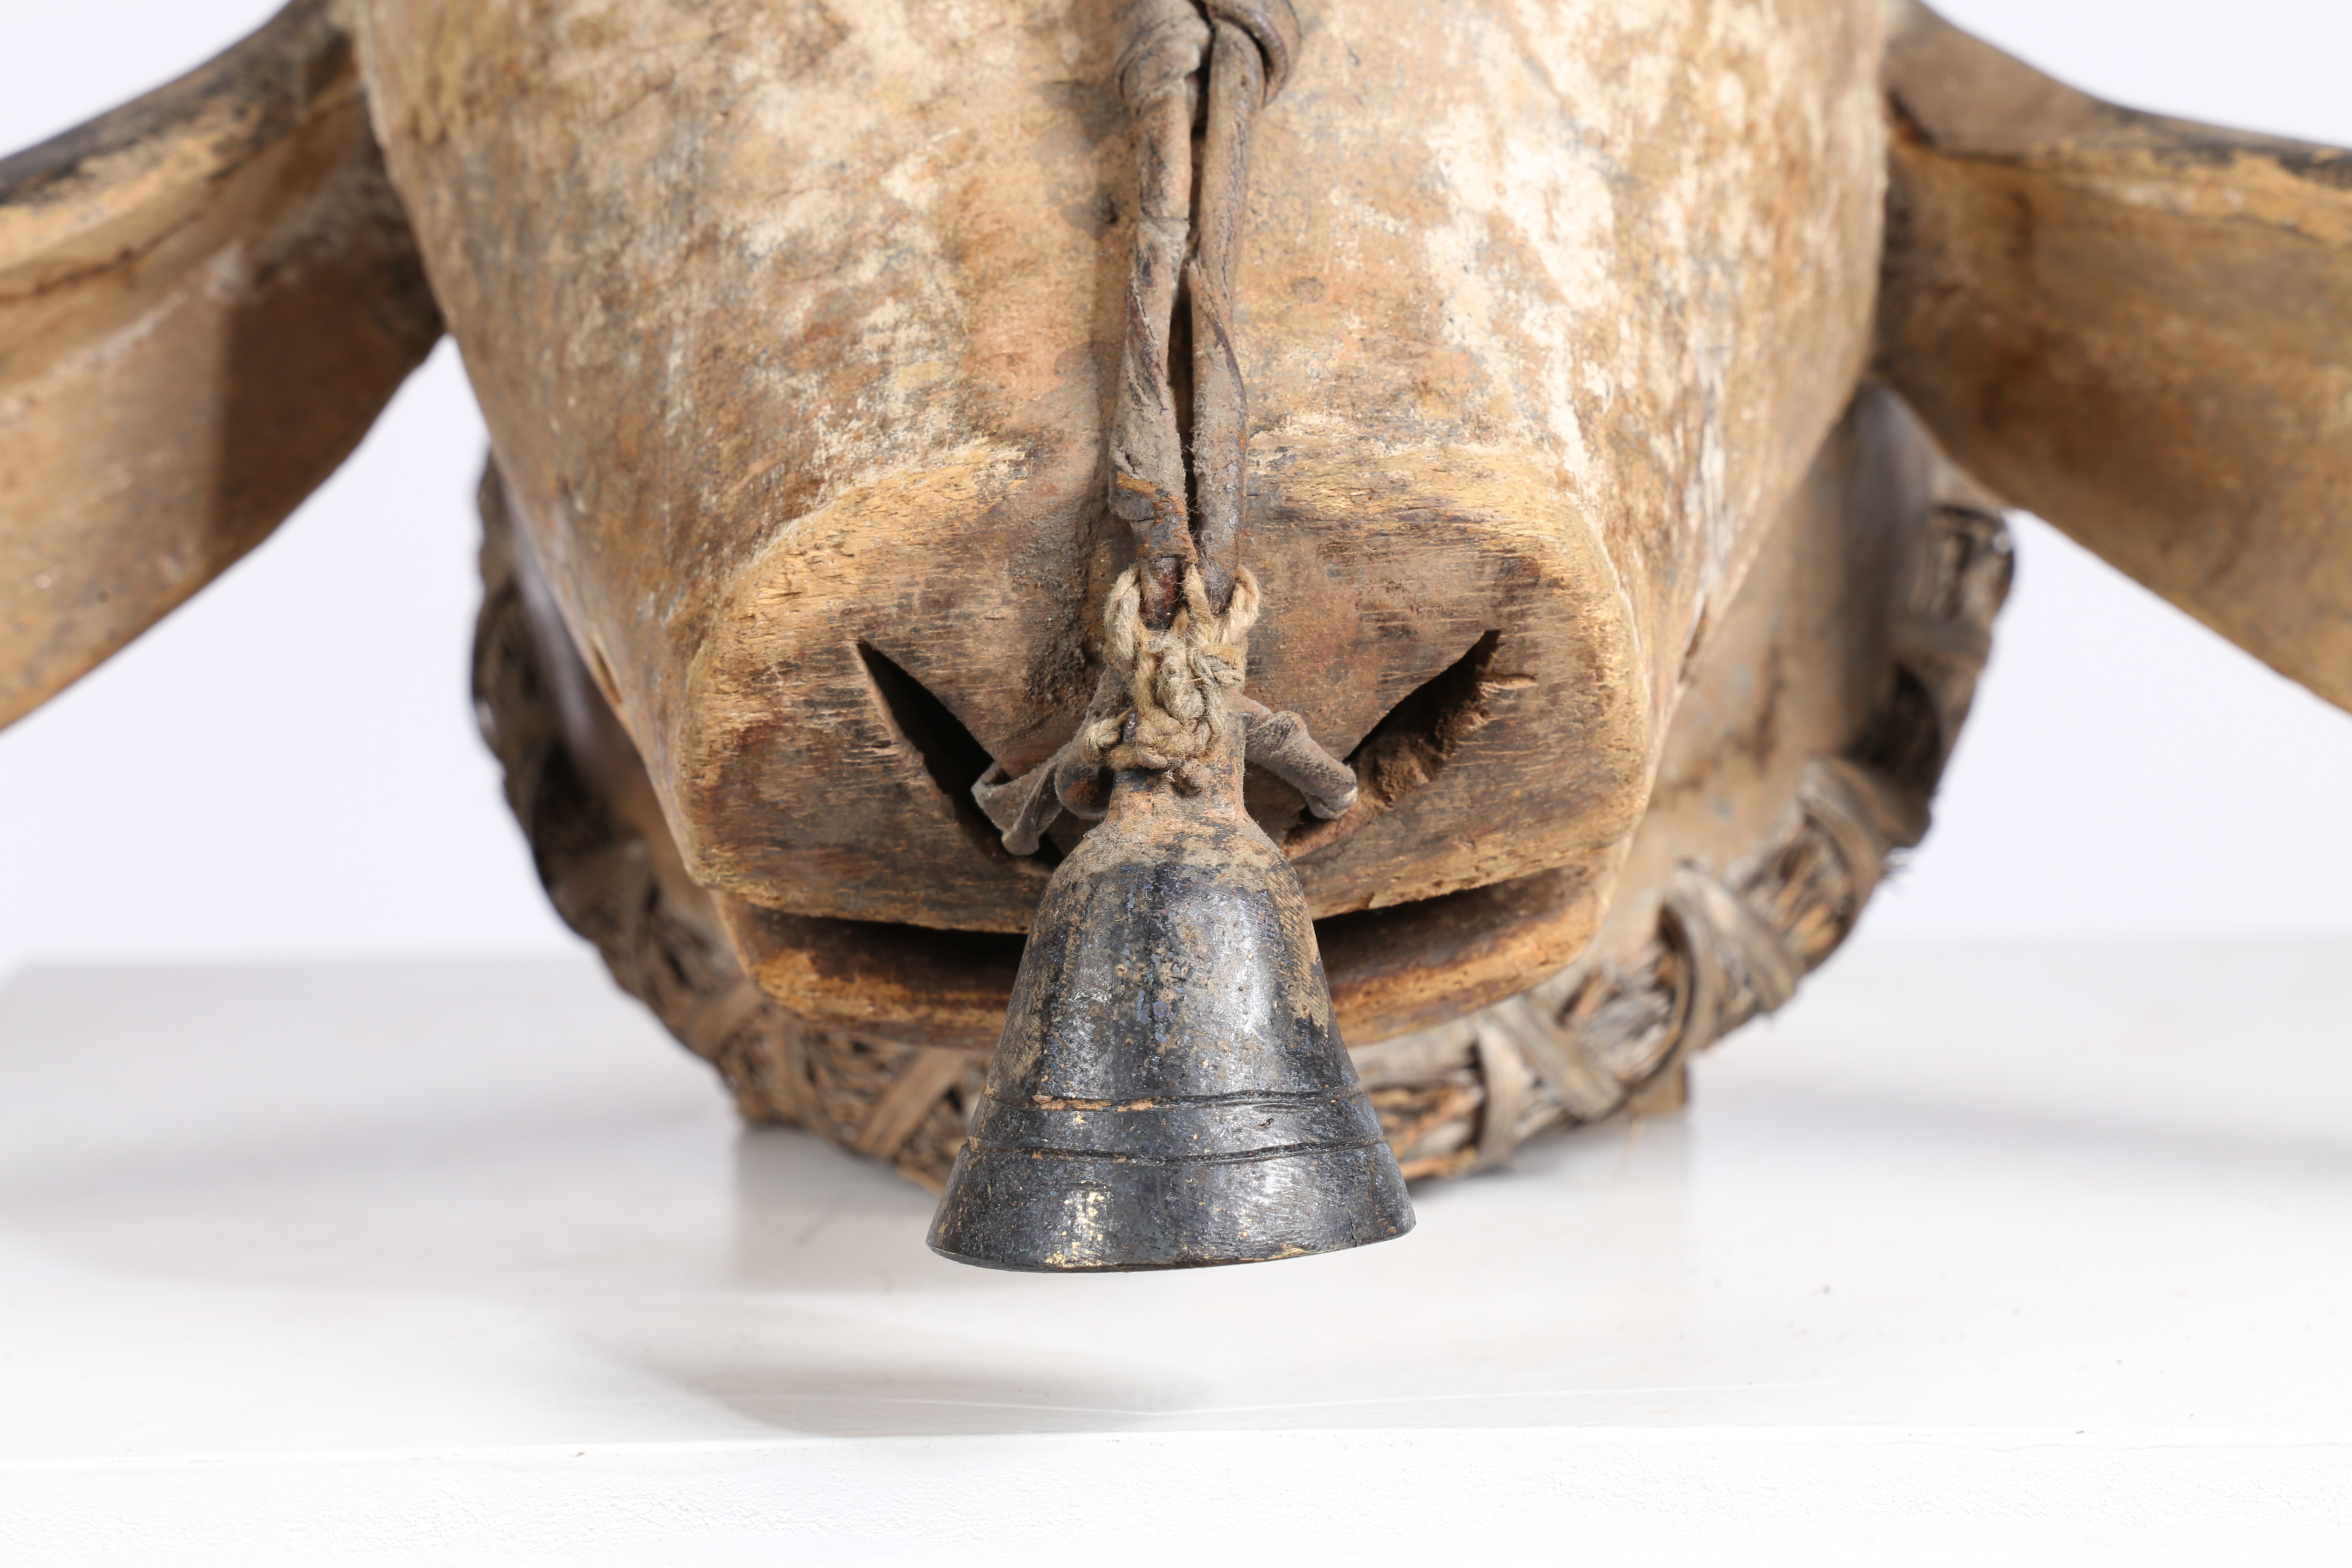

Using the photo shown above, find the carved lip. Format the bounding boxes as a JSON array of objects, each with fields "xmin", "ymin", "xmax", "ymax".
[{"xmin": 724, "ymin": 859, "xmax": 1608, "ymax": 1053}]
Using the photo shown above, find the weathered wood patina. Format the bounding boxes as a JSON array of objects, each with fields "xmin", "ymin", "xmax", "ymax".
[{"xmin": 2, "ymin": 1, "xmax": 2345, "ymax": 1221}]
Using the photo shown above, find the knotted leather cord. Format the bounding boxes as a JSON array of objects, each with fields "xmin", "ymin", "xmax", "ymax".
[
  {"xmin": 1108, "ymin": 0, "xmax": 1207, "ymax": 620},
  {"xmin": 1186, "ymin": 6, "xmax": 1283, "ymax": 611},
  {"xmin": 975, "ymin": 0, "xmax": 1356, "ymax": 835},
  {"xmin": 1095, "ymin": 0, "xmax": 1296, "ymax": 787},
  {"xmin": 1110, "ymin": 0, "xmax": 1296, "ymax": 622}
]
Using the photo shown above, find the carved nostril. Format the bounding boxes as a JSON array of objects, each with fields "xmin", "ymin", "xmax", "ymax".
[
  {"xmin": 1286, "ymin": 630, "xmax": 1534, "ymax": 856},
  {"xmin": 856, "ymin": 643, "xmax": 1051, "ymax": 871}
]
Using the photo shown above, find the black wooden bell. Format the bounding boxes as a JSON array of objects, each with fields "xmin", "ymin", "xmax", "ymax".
[{"xmin": 928, "ymin": 729, "xmax": 1413, "ymax": 1271}]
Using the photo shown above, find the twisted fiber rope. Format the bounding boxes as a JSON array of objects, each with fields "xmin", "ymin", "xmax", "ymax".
[{"xmin": 1079, "ymin": 562, "xmax": 1261, "ymax": 790}]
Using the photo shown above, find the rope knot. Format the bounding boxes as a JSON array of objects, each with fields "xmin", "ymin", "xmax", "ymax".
[{"xmin": 1080, "ymin": 564, "xmax": 1261, "ymax": 793}]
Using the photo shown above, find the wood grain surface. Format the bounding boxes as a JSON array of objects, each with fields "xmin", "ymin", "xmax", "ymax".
[
  {"xmin": 2, "ymin": 1, "xmax": 2345, "ymax": 1191},
  {"xmin": 1879, "ymin": 0, "xmax": 2352, "ymax": 713},
  {"xmin": 358, "ymin": 0, "xmax": 1890, "ymax": 950},
  {"xmin": 0, "ymin": 0, "xmax": 441, "ymax": 728}
]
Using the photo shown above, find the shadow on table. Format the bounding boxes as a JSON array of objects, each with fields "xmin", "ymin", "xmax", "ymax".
[
  {"xmin": 509, "ymin": 1125, "xmax": 1219, "ymax": 1436},
  {"xmin": 37, "ymin": 950, "xmax": 2346, "ymax": 1441},
  {"xmin": 729, "ymin": 1123, "xmax": 937, "ymax": 1287},
  {"xmin": 669, "ymin": 1114, "xmax": 1691, "ymax": 1437}
]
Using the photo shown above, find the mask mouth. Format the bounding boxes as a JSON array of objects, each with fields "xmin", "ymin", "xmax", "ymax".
[{"xmin": 721, "ymin": 860, "xmax": 1604, "ymax": 1054}]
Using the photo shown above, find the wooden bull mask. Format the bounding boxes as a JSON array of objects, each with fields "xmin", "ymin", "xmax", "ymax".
[{"xmin": 4, "ymin": 1, "xmax": 2348, "ymax": 1259}]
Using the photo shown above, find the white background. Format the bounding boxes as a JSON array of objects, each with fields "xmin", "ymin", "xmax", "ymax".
[{"xmin": 3, "ymin": 0, "xmax": 2349, "ymax": 979}]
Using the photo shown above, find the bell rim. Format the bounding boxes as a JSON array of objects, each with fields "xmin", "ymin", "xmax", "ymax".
[{"xmin": 925, "ymin": 1138, "xmax": 1416, "ymax": 1273}]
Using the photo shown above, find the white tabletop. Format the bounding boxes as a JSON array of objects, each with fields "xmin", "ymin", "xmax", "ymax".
[{"xmin": 0, "ymin": 939, "xmax": 2346, "ymax": 1564}]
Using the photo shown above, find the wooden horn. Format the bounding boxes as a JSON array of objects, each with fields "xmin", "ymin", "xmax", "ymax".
[
  {"xmin": 0, "ymin": 0, "xmax": 442, "ymax": 730},
  {"xmin": 1879, "ymin": 0, "xmax": 2352, "ymax": 714}
]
